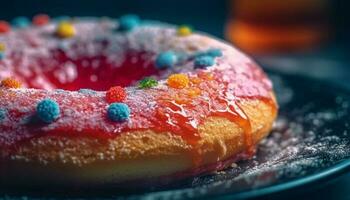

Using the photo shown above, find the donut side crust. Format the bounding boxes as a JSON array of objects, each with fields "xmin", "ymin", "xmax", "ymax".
[{"xmin": 0, "ymin": 93, "xmax": 277, "ymax": 186}]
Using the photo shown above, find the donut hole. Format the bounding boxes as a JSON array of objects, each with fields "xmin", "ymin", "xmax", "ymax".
[{"xmin": 36, "ymin": 50, "xmax": 161, "ymax": 91}]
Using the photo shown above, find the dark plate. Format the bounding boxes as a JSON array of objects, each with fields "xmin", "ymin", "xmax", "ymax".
[{"xmin": 2, "ymin": 70, "xmax": 350, "ymax": 199}]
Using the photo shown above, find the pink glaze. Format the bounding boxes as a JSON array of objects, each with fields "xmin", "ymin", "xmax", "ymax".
[{"xmin": 0, "ymin": 18, "xmax": 276, "ymax": 165}]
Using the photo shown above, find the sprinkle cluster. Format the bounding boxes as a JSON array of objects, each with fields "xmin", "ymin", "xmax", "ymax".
[
  {"xmin": 0, "ymin": 14, "xmax": 228, "ymax": 131},
  {"xmin": 105, "ymin": 86, "xmax": 130, "ymax": 122}
]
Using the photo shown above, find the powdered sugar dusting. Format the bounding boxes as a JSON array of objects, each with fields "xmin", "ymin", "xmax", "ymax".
[
  {"xmin": 0, "ymin": 18, "xmax": 258, "ymax": 90},
  {"xmin": 0, "ymin": 17, "xmax": 274, "ymax": 149}
]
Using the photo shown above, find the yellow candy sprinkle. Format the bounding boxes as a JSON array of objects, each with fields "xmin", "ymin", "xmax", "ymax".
[
  {"xmin": 56, "ymin": 22, "xmax": 76, "ymax": 38},
  {"xmin": 0, "ymin": 43, "xmax": 5, "ymax": 52},
  {"xmin": 177, "ymin": 25, "xmax": 192, "ymax": 36},
  {"xmin": 167, "ymin": 73, "xmax": 190, "ymax": 89},
  {"xmin": 1, "ymin": 77, "xmax": 21, "ymax": 88}
]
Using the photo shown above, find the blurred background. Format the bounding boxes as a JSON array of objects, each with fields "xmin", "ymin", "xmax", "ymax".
[{"xmin": 0, "ymin": 0, "xmax": 349, "ymax": 199}]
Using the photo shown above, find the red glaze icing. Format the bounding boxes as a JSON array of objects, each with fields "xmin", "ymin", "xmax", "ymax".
[
  {"xmin": 0, "ymin": 19, "xmax": 277, "ymax": 166},
  {"xmin": 0, "ymin": 21, "xmax": 10, "ymax": 34},
  {"xmin": 32, "ymin": 14, "xmax": 50, "ymax": 26},
  {"xmin": 34, "ymin": 51, "xmax": 158, "ymax": 90}
]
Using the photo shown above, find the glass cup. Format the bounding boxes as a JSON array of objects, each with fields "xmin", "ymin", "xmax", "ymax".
[{"xmin": 226, "ymin": 0, "xmax": 330, "ymax": 54}]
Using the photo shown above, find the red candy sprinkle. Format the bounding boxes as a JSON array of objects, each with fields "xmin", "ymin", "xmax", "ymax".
[
  {"xmin": 106, "ymin": 86, "xmax": 127, "ymax": 103},
  {"xmin": 0, "ymin": 21, "xmax": 10, "ymax": 33},
  {"xmin": 33, "ymin": 14, "xmax": 50, "ymax": 26}
]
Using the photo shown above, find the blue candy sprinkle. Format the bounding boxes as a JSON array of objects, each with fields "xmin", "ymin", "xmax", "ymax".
[
  {"xmin": 0, "ymin": 52, "xmax": 4, "ymax": 60},
  {"xmin": 118, "ymin": 14, "xmax": 140, "ymax": 31},
  {"xmin": 205, "ymin": 48, "xmax": 223, "ymax": 57},
  {"xmin": 155, "ymin": 51, "xmax": 177, "ymax": 69},
  {"xmin": 0, "ymin": 109, "xmax": 7, "ymax": 121},
  {"xmin": 78, "ymin": 88, "xmax": 97, "ymax": 95},
  {"xmin": 107, "ymin": 103, "xmax": 130, "ymax": 122},
  {"xmin": 12, "ymin": 16, "xmax": 30, "ymax": 28},
  {"xmin": 195, "ymin": 48, "xmax": 223, "ymax": 58},
  {"xmin": 194, "ymin": 55, "xmax": 215, "ymax": 68},
  {"xmin": 36, "ymin": 99, "xmax": 60, "ymax": 123}
]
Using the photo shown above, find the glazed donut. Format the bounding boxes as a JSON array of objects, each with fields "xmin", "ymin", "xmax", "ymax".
[{"xmin": 0, "ymin": 15, "xmax": 277, "ymax": 187}]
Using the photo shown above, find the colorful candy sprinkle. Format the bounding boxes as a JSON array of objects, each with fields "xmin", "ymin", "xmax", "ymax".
[
  {"xmin": 106, "ymin": 86, "xmax": 127, "ymax": 103},
  {"xmin": 56, "ymin": 22, "xmax": 76, "ymax": 38},
  {"xmin": 33, "ymin": 14, "xmax": 50, "ymax": 26},
  {"xmin": 12, "ymin": 16, "xmax": 30, "ymax": 28},
  {"xmin": 177, "ymin": 25, "xmax": 192, "ymax": 36},
  {"xmin": 107, "ymin": 103, "xmax": 130, "ymax": 122},
  {"xmin": 203, "ymin": 48, "xmax": 223, "ymax": 58},
  {"xmin": 139, "ymin": 77, "xmax": 158, "ymax": 89},
  {"xmin": 155, "ymin": 51, "xmax": 177, "ymax": 69},
  {"xmin": 0, "ymin": 21, "xmax": 10, "ymax": 33},
  {"xmin": 36, "ymin": 99, "xmax": 60, "ymax": 123},
  {"xmin": 1, "ymin": 78, "xmax": 21, "ymax": 88},
  {"xmin": 194, "ymin": 55, "xmax": 215, "ymax": 68},
  {"xmin": 0, "ymin": 108, "xmax": 7, "ymax": 122},
  {"xmin": 118, "ymin": 14, "xmax": 140, "ymax": 31},
  {"xmin": 167, "ymin": 73, "xmax": 190, "ymax": 89}
]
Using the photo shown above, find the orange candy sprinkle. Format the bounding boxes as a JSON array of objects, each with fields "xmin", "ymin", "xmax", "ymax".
[
  {"xmin": 33, "ymin": 14, "xmax": 50, "ymax": 26},
  {"xmin": 106, "ymin": 86, "xmax": 127, "ymax": 103},
  {"xmin": 0, "ymin": 21, "xmax": 10, "ymax": 33},
  {"xmin": 167, "ymin": 73, "xmax": 190, "ymax": 89},
  {"xmin": 1, "ymin": 78, "xmax": 21, "ymax": 88}
]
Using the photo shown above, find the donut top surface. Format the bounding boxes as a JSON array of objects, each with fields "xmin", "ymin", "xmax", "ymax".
[{"xmin": 0, "ymin": 15, "xmax": 276, "ymax": 154}]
